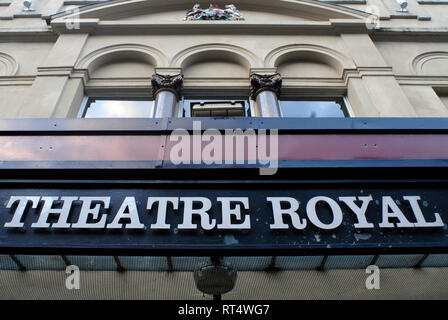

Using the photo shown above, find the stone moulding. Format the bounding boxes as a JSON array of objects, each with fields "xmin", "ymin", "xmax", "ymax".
[
  {"xmin": 0, "ymin": 52, "xmax": 18, "ymax": 76},
  {"xmin": 75, "ymin": 43, "xmax": 168, "ymax": 73},
  {"xmin": 264, "ymin": 44, "xmax": 356, "ymax": 71},
  {"xmin": 170, "ymin": 43, "xmax": 262, "ymax": 69},
  {"xmin": 411, "ymin": 51, "xmax": 448, "ymax": 75}
]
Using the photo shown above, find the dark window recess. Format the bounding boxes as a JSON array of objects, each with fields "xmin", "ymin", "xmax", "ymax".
[
  {"xmin": 180, "ymin": 97, "xmax": 250, "ymax": 117},
  {"xmin": 191, "ymin": 101, "xmax": 246, "ymax": 117}
]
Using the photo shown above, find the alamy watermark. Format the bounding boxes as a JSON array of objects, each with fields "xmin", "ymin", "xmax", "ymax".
[
  {"xmin": 169, "ymin": 121, "xmax": 279, "ymax": 175},
  {"xmin": 365, "ymin": 5, "xmax": 381, "ymax": 30},
  {"xmin": 65, "ymin": 7, "xmax": 80, "ymax": 30},
  {"xmin": 365, "ymin": 265, "xmax": 380, "ymax": 290},
  {"xmin": 65, "ymin": 265, "xmax": 80, "ymax": 290}
]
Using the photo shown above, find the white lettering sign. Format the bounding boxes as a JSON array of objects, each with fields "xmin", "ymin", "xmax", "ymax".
[{"xmin": 2, "ymin": 194, "xmax": 445, "ymax": 232}]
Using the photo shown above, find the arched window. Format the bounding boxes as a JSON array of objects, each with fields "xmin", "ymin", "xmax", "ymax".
[{"xmin": 270, "ymin": 47, "xmax": 353, "ymax": 118}]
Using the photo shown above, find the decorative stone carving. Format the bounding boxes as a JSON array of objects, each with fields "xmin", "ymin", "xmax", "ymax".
[
  {"xmin": 184, "ymin": 4, "xmax": 244, "ymax": 21},
  {"xmin": 0, "ymin": 53, "xmax": 18, "ymax": 76},
  {"xmin": 250, "ymin": 73, "xmax": 282, "ymax": 100},
  {"xmin": 151, "ymin": 73, "xmax": 184, "ymax": 100},
  {"xmin": 411, "ymin": 51, "xmax": 448, "ymax": 76}
]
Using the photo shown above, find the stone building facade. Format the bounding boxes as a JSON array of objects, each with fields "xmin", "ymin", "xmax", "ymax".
[
  {"xmin": 0, "ymin": 0, "xmax": 448, "ymax": 300},
  {"xmin": 0, "ymin": 0, "xmax": 447, "ymax": 118}
]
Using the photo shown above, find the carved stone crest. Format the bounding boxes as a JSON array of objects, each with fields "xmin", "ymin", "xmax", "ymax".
[
  {"xmin": 151, "ymin": 74, "xmax": 184, "ymax": 100},
  {"xmin": 250, "ymin": 73, "xmax": 283, "ymax": 100},
  {"xmin": 184, "ymin": 4, "xmax": 244, "ymax": 21}
]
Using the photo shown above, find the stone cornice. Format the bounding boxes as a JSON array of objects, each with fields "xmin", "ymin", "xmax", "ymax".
[
  {"xmin": 395, "ymin": 75, "xmax": 448, "ymax": 86},
  {"xmin": 0, "ymin": 76, "xmax": 35, "ymax": 86},
  {"xmin": 85, "ymin": 78, "xmax": 152, "ymax": 92},
  {"xmin": 154, "ymin": 68, "xmax": 183, "ymax": 76},
  {"xmin": 182, "ymin": 78, "xmax": 250, "ymax": 90},
  {"xmin": 49, "ymin": 19, "xmax": 374, "ymax": 35},
  {"xmin": 46, "ymin": 19, "xmax": 448, "ymax": 38},
  {"xmin": 356, "ymin": 67, "xmax": 394, "ymax": 76},
  {"xmin": 51, "ymin": 18, "xmax": 99, "ymax": 34},
  {"xmin": 2, "ymin": 19, "xmax": 448, "ymax": 39},
  {"xmin": 37, "ymin": 67, "xmax": 74, "ymax": 77},
  {"xmin": 2, "ymin": 25, "xmax": 448, "ymax": 39},
  {"xmin": 372, "ymin": 28, "xmax": 448, "ymax": 39},
  {"xmin": 0, "ymin": 29, "xmax": 56, "ymax": 42},
  {"xmin": 63, "ymin": 0, "xmax": 104, "ymax": 4}
]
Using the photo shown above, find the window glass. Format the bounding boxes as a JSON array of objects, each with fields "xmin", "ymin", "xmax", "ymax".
[
  {"xmin": 279, "ymin": 98, "xmax": 348, "ymax": 118},
  {"xmin": 83, "ymin": 99, "xmax": 154, "ymax": 118}
]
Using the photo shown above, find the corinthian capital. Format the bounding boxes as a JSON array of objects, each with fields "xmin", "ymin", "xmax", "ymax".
[
  {"xmin": 250, "ymin": 73, "xmax": 282, "ymax": 100},
  {"xmin": 151, "ymin": 73, "xmax": 184, "ymax": 100}
]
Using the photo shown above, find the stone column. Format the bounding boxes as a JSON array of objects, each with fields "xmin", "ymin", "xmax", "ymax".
[
  {"xmin": 250, "ymin": 73, "xmax": 282, "ymax": 117},
  {"xmin": 151, "ymin": 74, "xmax": 183, "ymax": 118}
]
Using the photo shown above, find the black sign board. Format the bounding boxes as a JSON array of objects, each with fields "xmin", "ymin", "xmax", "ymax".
[{"xmin": 0, "ymin": 181, "xmax": 447, "ymax": 255}]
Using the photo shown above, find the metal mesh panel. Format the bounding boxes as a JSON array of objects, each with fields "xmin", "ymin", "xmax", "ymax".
[
  {"xmin": 226, "ymin": 256, "xmax": 271, "ymax": 271},
  {"xmin": 375, "ymin": 254, "xmax": 425, "ymax": 268},
  {"xmin": 65, "ymin": 256, "xmax": 117, "ymax": 271},
  {"xmin": 276, "ymin": 256, "xmax": 323, "ymax": 270},
  {"xmin": 171, "ymin": 257, "xmax": 209, "ymax": 271},
  {"xmin": 1, "ymin": 254, "xmax": 447, "ymax": 271},
  {"xmin": 0, "ymin": 255, "xmax": 18, "ymax": 270},
  {"xmin": 119, "ymin": 256, "xmax": 168, "ymax": 271},
  {"xmin": 15, "ymin": 255, "xmax": 66, "ymax": 270},
  {"xmin": 1, "ymin": 268, "xmax": 448, "ymax": 300},
  {"xmin": 421, "ymin": 254, "xmax": 448, "ymax": 267},
  {"xmin": 325, "ymin": 255, "xmax": 374, "ymax": 269}
]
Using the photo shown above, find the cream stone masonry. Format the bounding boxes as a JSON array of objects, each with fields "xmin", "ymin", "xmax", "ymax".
[
  {"xmin": 0, "ymin": 0, "xmax": 447, "ymax": 117},
  {"xmin": 1, "ymin": 0, "xmax": 448, "ymax": 302}
]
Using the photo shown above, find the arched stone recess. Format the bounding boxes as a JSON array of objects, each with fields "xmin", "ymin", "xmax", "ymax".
[
  {"xmin": 171, "ymin": 44, "xmax": 262, "ymax": 78},
  {"xmin": 265, "ymin": 44, "xmax": 356, "ymax": 78},
  {"xmin": 411, "ymin": 52, "xmax": 448, "ymax": 76},
  {"xmin": 0, "ymin": 52, "xmax": 18, "ymax": 76},
  {"xmin": 75, "ymin": 44, "xmax": 168, "ymax": 79}
]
